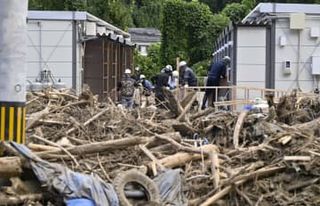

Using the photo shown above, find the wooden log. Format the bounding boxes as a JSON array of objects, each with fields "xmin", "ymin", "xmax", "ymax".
[
  {"xmin": 27, "ymin": 143, "xmax": 61, "ymax": 152},
  {"xmin": 35, "ymin": 133, "xmax": 180, "ymax": 158},
  {"xmin": 26, "ymin": 107, "xmax": 50, "ymax": 130},
  {"xmin": 139, "ymin": 145, "xmax": 165, "ymax": 176},
  {"xmin": 200, "ymin": 166, "xmax": 285, "ymax": 206},
  {"xmin": 0, "ymin": 194, "xmax": 43, "ymax": 205},
  {"xmin": 180, "ymin": 90, "xmax": 196, "ymax": 108},
  {"xmin": 293, "ymin": 117, "xmax": 320, "ymax": 135},
  {"xmin": 146, "ymin": 132, "xmax": 182, "ymax": 148},
  {"xmin": 210, "ymin": 152, "xmax": 220, "ymax": 189},
  {"xmin": 190, "ymin": 107, "xmax": 215, "ymax": 121},
  {"xmin": 162, "ymin": 88, "xmax": 183, "ymax": 116},
  {"xmin": 32, "ymin": 135, "xmax": 79, "ymax": 167},
  {"xmin": 177, "ymin": 93, "xmax": 197, "ymax": 121},
  {"xmin": 287, "ymin": 178, "xmax": 319, "ymax": 191},
  {"xmin": 150, "ymin": 143, "xmax": 174, "ymax": 153},
  {"xmin": 66, "ymin": 136, "xmax": 149, "ymax": 155},
  {"xmin": 0, "ymin": 157, "xmax": 22, "ymax": 178},
  {"xmin": 233, "ymin": 110, "xmax": 249, "ymax": 148},
  {"xmin": 156, "ymin": 144, "xmax": 218, "ymax": 168}
]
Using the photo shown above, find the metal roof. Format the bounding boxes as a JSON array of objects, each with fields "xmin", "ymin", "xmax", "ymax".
[
  {"xmin": 28, "ymin": 10, "xmax": 130, "ymax": 38},
  {"xmin": 242, "ymin": 3, "xmax": 320, "ymax": 24},
  {"xmin": 128, "ymin": 28, "xmax": 161, "ymax": 43}
]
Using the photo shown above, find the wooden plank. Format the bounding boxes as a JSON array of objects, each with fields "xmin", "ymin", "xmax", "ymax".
[{"xmin": 283, "ymin": 156, "xmax": 311, "ymax": 161}]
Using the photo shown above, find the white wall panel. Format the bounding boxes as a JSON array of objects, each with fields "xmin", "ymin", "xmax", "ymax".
[
  {"xmin": 237, "ymin": 27, "xmax": 266, "ymax": 47},
  {"xmin": 237, "ymin": 48, "xmax": 266, "ymax": 65},
  {"xmin": 27, "ymin": 76, "xmax": 73, "ymax": 88},
  {"xmin": 27, "ymin": 62, "xmax": 72, "ymax": 77},
  {"xmin": 275, "ymin": 80, "xmax": 314, "ymax": 92},
  {"xmin": 276, "ymin": 46, "xmax": 320, "ymax": 64},
  {"xmin": 27, "ymin": 46, "xmax": 72, "ymax": 62},
  {"xmin": 28, "ymin": 20, "xmax": 72, "ymax": 31},
  {"xmin": 275, "ymin": 17, "xmax": 320, "ymax": 93},
  {"xmin": 237, "ymin": 65, "xmax": 265, "ymax": 81},
  {"xmin": 236, "ymin": 26, "xmax": 266, "ymax": 88},
  {"xmin": 275, "ymin": 62, "xmax": 313, "ymax": 81},
  {"xmin": 27, "ymin": 30, "xmax": 72, "ymax": 47}
]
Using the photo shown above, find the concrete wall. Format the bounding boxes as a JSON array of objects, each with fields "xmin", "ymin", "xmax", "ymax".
[
  {"xmin": 27, "ymin": 20, "xmax": 76, "ymax": 90},
  {"xmin": 236, "ymin": 26, "xmax": 267, "ymax": 99},
  {"xmin": 275, "ymin": 17, "xmax": 320, "ymax": 92}
]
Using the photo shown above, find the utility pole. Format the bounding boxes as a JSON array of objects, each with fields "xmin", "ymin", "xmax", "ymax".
[{"xmin": 0, "ymin": 0, "xmax": 28, "ymax": 144}]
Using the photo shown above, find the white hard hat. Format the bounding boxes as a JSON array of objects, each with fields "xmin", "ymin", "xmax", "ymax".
[
  {"xmin": 165, "ymin": 65, "xmax": 173, "ymax": 71},
  {"xmin": 179, "ymin": 61, "xmax": 187, "ymax": 67},
  {"xmin": 140, "ymin": 74, "xmax": 146, "ymax": 79},
  {"xmin": 125, "ymin": 69, "xmax": 131, "ymax": 74},
  {"xmin": 135, "ymin": 67, "xmax": 140, "ymax": 71},
  {"xmin": 223, "ymin": 56, "xmax": 231, "ymax": 63},
  {"xmin": 172, "ymin": 70, "xmax": 179, "ymax": 77}
]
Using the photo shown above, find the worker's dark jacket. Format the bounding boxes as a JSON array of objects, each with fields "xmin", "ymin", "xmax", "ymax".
[
  {"xmin": 181, "ymin": 67, "xmax": 197, "ymax": 86},
  {"xmin": 117, "ymin": 74, "xmax": 136, "ymax": 97},
  {"xmin": 207, "ymin": 61, "xmax": 227, "ymax": 86},
  {"xmin": 155, "ymin": 72, "xmax": 170, "ymax": 89},
  {"xmin": 154, "ymin": 72, "xmax": 170, "ymax": 102}
]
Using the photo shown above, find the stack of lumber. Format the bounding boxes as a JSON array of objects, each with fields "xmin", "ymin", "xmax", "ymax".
[{"xmin": 0, "ymin": 89, "xmax": 320, "ymax": 205}]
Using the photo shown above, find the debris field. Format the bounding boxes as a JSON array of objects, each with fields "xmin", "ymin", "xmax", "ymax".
[{"xmin": 1, "ymin": 89, "xmax": 320, "ymax": 206}]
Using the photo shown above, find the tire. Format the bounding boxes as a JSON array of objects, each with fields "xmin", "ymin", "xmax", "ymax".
[{"xmin": 113, "ymin": 169, "xmax": 160, "ymax": 206}]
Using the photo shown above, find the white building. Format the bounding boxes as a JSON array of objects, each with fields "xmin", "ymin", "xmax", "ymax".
[
  {"xmin": 212, "ymin": 3, "xmax": 320, "ymax": 95},
  {"xmin": 26, "ymin": 11, "xmax": 131, "ymax": 93}
]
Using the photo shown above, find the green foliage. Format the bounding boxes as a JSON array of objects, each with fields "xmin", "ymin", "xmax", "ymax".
[
  {"xmin": 192, "ymin": 59, "xmax": 211, "ymax": 76},
  {"xmin": 242, "ymin": 0, "xmax": 256, "ymax": 10},
  {"xmin": 161, "ymin": 0, "xmax": 229, "ymax": 74},
  {"xmin": 134, "ymin": 44, "xmax": 162, "ymax": 79},
  {"xmin": 222, "ymin": 3, "xmax": 248, "ymax": 22},
  {"xmin": 132, "ymin": 0, "xmax": 163, "ymax": 28},
  {"xmin": 85, "ymin": 0, "xmax": 133, "ymax": 29}
]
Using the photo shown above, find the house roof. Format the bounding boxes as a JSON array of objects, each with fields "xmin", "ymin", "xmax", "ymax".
[
  {"xmin": 28, "ymin": 10, "xmax": 130, "ymax": 38},
  {"xmin": 128, "ymin": 28, "xmax": 161, "ymax": 43},
  {"xmin": 242, "ymin": 3, "xmax": 320, "ymax": 24}
]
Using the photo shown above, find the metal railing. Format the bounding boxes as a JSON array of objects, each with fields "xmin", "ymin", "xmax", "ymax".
[{"xmin": 177, "ymin": 85, "xmax": 318, "ymax": 111}]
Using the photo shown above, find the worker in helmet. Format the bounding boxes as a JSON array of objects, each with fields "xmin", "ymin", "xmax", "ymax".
[
  {"xmin": 178, "ymin": 61, "xmax": 197, "ymax": 87},
  {"xmin": 161, "ymin": 64, "xmax": 173, "ymax": 74},
  {"xmin": 117, "ymin": 69, "xmax": 136, "ymax": 109},
  {"xmin": 201, "ymin": 56, "xmax": 231, "ymax": 110},
  {"xmin": 154, "ymin": 67, "xmax": 171, "ymax": 107},
  {"xmin": 139, "ymin": 74, "xmax": 154, "ymax": 107},
  {"xmin": 169, "ymin": 70, "xmax": 179, "ymax": 90},
  {"xmin": 132, "ymin": 66, "xmax": 141, "ymax": 81}
]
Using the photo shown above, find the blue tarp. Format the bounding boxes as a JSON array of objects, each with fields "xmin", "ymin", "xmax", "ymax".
[{"xmin": 11, "ymin": 142, "xmax": 119, "ymax": 206}]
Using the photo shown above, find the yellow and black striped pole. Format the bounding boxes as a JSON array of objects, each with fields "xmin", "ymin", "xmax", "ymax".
[
  {"xmin": 0, "ymin": 0, "xmax": 28, "ymax": 144},
  {"xmin": 0, "ymin": 103, "xmax": 26, "ymax": 144}
]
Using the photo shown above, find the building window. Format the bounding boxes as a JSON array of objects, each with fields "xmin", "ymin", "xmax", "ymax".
[{"xmin": 139, "ymin": 45, "xmax": 148, "ymax": 56}]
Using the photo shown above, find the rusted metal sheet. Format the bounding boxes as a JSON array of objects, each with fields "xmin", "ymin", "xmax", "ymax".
[{"xmin": 84, "ymin": 36, "xmax": 134, "ymax": 101}]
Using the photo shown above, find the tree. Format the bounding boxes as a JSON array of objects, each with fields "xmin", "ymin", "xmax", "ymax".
[
  {"xmin": 222, "ymin": 3, "xmax": 248, "ymax": 22},
  {"xmin": 86, "ymin": 0, "xmax": 133, "ymax": 29},
  {"xmin": 134, "ymin": 44, "xmax": 162, "ymax": 78},
  {"xmin": 161, "ymin": 0, "xmax": 229, "ymax": 68},
  {"xmin": 132, "ymin": 0, "xmax": 163, "ymax": 28}
]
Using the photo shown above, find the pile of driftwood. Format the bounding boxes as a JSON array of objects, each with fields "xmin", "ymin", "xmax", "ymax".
[{"xmin": 1, "ymin": 89, "xmax": 320, "ymax": 205}]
